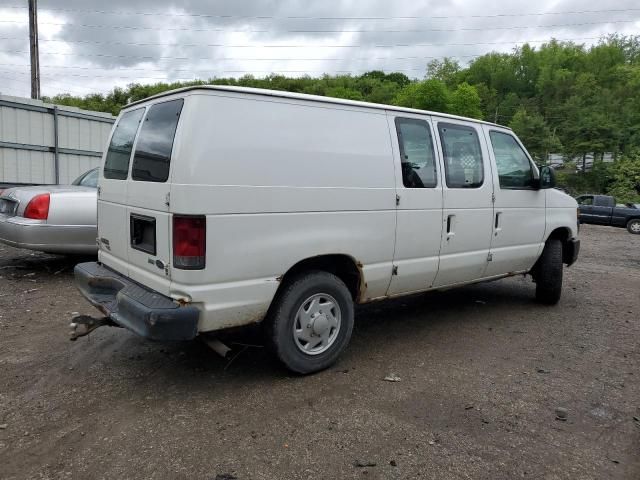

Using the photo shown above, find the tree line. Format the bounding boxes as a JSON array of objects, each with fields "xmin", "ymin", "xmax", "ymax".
[{"xmin": 46, "ymin": 35, "xmax": 640, "ymax": 201}]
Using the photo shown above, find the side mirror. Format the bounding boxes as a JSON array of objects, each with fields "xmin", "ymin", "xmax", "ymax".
[{"xmin": 539, "ymin": 166, "xmax": 556, "ymax": 189}]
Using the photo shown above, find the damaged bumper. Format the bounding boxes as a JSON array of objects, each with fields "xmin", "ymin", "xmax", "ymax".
[{"xmin": 74, "ymin": 262, "xmax": 199, "ymax": 341}]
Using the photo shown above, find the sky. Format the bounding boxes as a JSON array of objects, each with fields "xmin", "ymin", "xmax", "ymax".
[{"xmin": 0, "ymin": 0, "xmax": 639, "ymax": 98}]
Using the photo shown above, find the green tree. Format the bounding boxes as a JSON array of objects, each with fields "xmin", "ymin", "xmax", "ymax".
[
  {"xmin": 325, "ymin": 86, "xmax": 364, "ymax": 101},
  {"xmin": 448, "ymin": 82, "xmax": 483, "ymax": 119},
  {"xmin": 393, "ymin": 79, "xmax": 450, "ymax": 112},
  {"xmin": 606, "ymin": 151, "xmax": 640, "ymax": 202},
  {"xmin": 509, "ymin": 108, "xmax": 562, "ymax": 163},
  {"xmin": 426, "ymin": 57, "xmax": 461, "ymax": 87}
]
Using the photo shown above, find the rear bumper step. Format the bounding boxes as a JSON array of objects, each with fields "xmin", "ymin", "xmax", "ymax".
[{"xmin": 74, "ymin": 262, "xmax": 199, "ymax": 341}]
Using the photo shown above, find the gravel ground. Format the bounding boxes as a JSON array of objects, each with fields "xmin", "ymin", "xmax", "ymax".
[{"xmin": 0, "ymin": 224, "xmax": 638, "ymax": 479}]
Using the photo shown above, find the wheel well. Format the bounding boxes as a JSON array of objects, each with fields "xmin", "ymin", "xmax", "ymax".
[
  {"xmin": 547, "ymin": 227, "xmax": 570, "ymax": 243},
  {"xmin": 278, "ymin": 254, "xmax": 363, "ymax": 301},
  {"xmin": 547, "ymin": 227, "xmax": 571, "ymax": 264}
]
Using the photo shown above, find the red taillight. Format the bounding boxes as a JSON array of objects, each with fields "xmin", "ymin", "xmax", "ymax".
[
  {"xmin": 24, "ymin": 193, "xmax": 50, "ymax": 220},
  {"xmin": 173, "ymin": 215, "xmax": 206, "ymax": 270}
]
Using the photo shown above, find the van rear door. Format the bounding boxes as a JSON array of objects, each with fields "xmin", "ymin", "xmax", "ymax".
[
  {"xmin": 98, "ymin": 107, "xmax": 145, "ymax": 277},
  {"xmin": 125, "ymin": 98, "xmax": 184, "ymax": 295}
]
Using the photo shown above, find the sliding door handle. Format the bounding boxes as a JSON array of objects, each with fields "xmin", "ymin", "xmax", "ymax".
[
  {"xmin": 446, "ymin": 214, "xmax": 456, "ymax": 239},
  {"xmin": 494, "ymin": 212, "xmax": 502, "ymax": 235}
]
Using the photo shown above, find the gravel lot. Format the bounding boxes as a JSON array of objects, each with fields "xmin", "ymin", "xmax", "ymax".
[{"xmin": 0, "ymin": 224, "xmax": 639, "ymax": 479}]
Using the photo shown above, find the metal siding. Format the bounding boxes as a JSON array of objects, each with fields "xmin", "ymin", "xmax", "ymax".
[
  {"xmin": 59, "ymin": 115, "xmax": 82, "ymax": 150},
  {"xmin": 1, "ymin": 105, "xmax": 18, "ymax": 141},
  {"xmin": 0, "ymin": 148, "xmax": 18, "ymax": 182},
  {"xmin": 0, "ymin": 95, "xmax": 114, "ymax": 184},
  {"xmin": 59, "ymin": 153, "xmax": 100, "ymax": 184}
]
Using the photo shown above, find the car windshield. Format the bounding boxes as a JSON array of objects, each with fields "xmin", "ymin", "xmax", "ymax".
[{"xmin": 72, "ymin": 168, "xmax": 99, "ymax": 188}]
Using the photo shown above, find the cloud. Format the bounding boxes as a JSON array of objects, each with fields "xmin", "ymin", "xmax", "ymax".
[{"xmin": 0, "ymin": 0, "xmax": 638, "ymax": 97}]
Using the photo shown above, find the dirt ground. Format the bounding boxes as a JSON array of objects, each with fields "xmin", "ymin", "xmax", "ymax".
[{"xmin": 0, "ymin": 224, "xmax": 638, "ymax": 480}]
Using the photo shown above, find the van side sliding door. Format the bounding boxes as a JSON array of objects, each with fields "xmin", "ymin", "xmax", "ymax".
[
  {"xmin": 432, "ymin": 119, "xmax": 495, "ymax": 287},
  {"xmin": 386, "ymin": 114, "xmax": 444, "ymax": 296}
]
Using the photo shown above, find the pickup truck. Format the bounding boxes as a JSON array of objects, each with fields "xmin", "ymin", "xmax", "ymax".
[{"xmin": 576, "ymin": 194, "xmax": 640, "ymax": 234}]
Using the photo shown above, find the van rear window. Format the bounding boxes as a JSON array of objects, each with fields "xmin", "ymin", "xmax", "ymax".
[
  {"xmin": 103, "ymin": 108, "xmax": 144, "ymax": 180},
  {"xmin": 132, "ymin": 99, "xmax": 184, "ymax": 183},
  {"xmin": 438, "ymin": 123, "xmax": 484, "ymax": 189}
]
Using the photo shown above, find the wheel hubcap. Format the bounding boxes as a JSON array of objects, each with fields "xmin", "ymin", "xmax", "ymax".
[
  {"xmin": 631, "ymin": 222, "xmax": 640, "ymax": 233},
  {"xmin": 293, "ymin": 293, "xmax": 341, "ymax": 355}
]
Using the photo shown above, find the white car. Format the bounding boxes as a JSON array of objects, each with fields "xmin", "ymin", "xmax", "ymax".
[
  {"xmin": 73, "ymin": 86, "xmax": 580, "ymax": 374},
  {"xmin": 0, "ymin": 168, "xmax": 98, "ymax": 254}
]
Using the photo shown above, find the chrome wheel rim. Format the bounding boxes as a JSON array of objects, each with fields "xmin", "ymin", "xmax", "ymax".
[
  {"xmin": 631, "ymin": 222, "xmax": 640, "ymax": 233},
  {"xmin": 293, "ymin": 293, "xmax": 341, "ymax": 355}
]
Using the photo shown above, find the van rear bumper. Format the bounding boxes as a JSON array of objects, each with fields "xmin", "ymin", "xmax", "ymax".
[{"xmin": 74, "ymin": 262, "xmax": 199, "ymax": 341}]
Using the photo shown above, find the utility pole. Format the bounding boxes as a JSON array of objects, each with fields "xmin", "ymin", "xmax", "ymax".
[{"xmin": 28, "ymin": 0, "xmax": 40, "ymax": 99}]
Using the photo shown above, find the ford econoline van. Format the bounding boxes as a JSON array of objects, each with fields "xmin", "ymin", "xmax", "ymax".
[{"xmin": 73, "ymin": 86, "xmax": 580, "ymax": 373}]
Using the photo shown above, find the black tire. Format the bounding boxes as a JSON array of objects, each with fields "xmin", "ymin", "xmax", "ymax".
[
  {"xmin": 627, "ymin": 218, "xmax": 640, "ymax": 235},
  {"xmin": 534, "ymin": 239, "xmax": 563, "ymax": 305},
  {"xmin": 265, "ymin": 270, "xmax": 354, "ymax": 374}
]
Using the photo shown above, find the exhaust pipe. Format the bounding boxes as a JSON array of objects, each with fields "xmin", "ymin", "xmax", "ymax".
[{"xmin": 203, "ymin": 336, "xmax": 232, "ymax": 358}]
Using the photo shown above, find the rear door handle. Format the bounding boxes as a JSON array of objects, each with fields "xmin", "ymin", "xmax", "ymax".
[
  {"xmin": 446, "ymin": 214, "xmax": 456, "ymax": 239},
  {"xmin": 494, "ymin": 212, "xmax": 502, "ymax": 235}
]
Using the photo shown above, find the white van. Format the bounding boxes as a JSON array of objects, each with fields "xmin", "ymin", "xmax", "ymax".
[{"xmin": 73, "ymin": 86, "xmax": 580, "ymax": 373}]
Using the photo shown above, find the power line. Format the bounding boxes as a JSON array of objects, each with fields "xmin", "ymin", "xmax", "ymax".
[
  {"xmin": 0, "ymin": 36, "xmax": 609, "ymax": 62},
  {"xmin": 2, "ymin": 4, "xmax": 640, "ymax": 21},
  {"xmin": 0, "ymin": 67, "xmax": 436, "ymax": 81},
  {"xmin": 0, "ymin": 55, "xmax": 482, "ymax": 73},
  {"xmin": 0, "ymin": 19, "xmax": 636, "ymax": 34},
  {"xmin": 0, "ymin": 70, "xmax": 93, "ymax": 94},
  {"xmin": 0, "ymin": 56, "xmax": 462, "ymax": 64}
]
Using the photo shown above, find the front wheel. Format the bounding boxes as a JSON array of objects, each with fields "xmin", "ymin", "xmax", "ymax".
[
  {"xmin": 627, "ymin": 219, "xmax": 640, "ymax": 235},
  {"xmin": 534, "ymin": 239, "xmax": 563, "ymax": 305},
  {"xmin": 265, "ymin": 271, "xmax": 354, "ymax": 374}
]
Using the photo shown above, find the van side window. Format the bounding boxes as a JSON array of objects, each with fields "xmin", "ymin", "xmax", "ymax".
[
  {"xmin": 132, "ymin": 99, "xmax": 184, "ymax": 183},
  {"xmin": 488, "ymin": 131, "xmax": 535, "ymax": 189},
  {"xmin": 395, "ymin": 118, "xmax": 437, "ymax": 188},
  {"xmin": 103, "ymin": 108, "xmax": 144, "ymax": 180},
  {"xmin": 438, "ymin": 123, "xmax": 484, "ymax": 189}
]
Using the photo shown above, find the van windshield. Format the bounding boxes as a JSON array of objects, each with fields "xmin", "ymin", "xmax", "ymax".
[{"xmin": 132, "ymin": 99, "xmax": 184, "ymax": 183}]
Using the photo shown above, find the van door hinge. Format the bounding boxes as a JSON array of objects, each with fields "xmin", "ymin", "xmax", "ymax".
[
  {"xmin": 491, "ymin": 192, "xmax": 496, "ymax": 203},
  {"xmin": 392, "ymin": 265, "xmax": 399, "ymax": 275},
  {"xmin": 396, "ymin": 194, "xmax": 401, "ymax": 206},
  {"xmin": 487, "ymin": 253, "xmax": 493, "ymax": 262},
  {"xmin": 165, "ymin": 192, "xmax": 170, "ymax": 207}
]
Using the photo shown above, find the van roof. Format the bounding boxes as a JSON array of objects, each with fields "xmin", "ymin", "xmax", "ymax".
[{"xmin": 124, "ymin": 85, "xmax": 508, "ymax": 129}]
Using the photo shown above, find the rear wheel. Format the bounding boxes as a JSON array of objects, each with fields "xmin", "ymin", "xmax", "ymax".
[
  {"xmin": 627, "ymin": 219, "xmax": 640, "ymax": 235},
  {"xmin": 534, "ymin": 239, "xmax": 563, "ymax": 305},
  {"xmin": 265, "ymin": 271, "xmax": 354, "ymax": 374}
]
